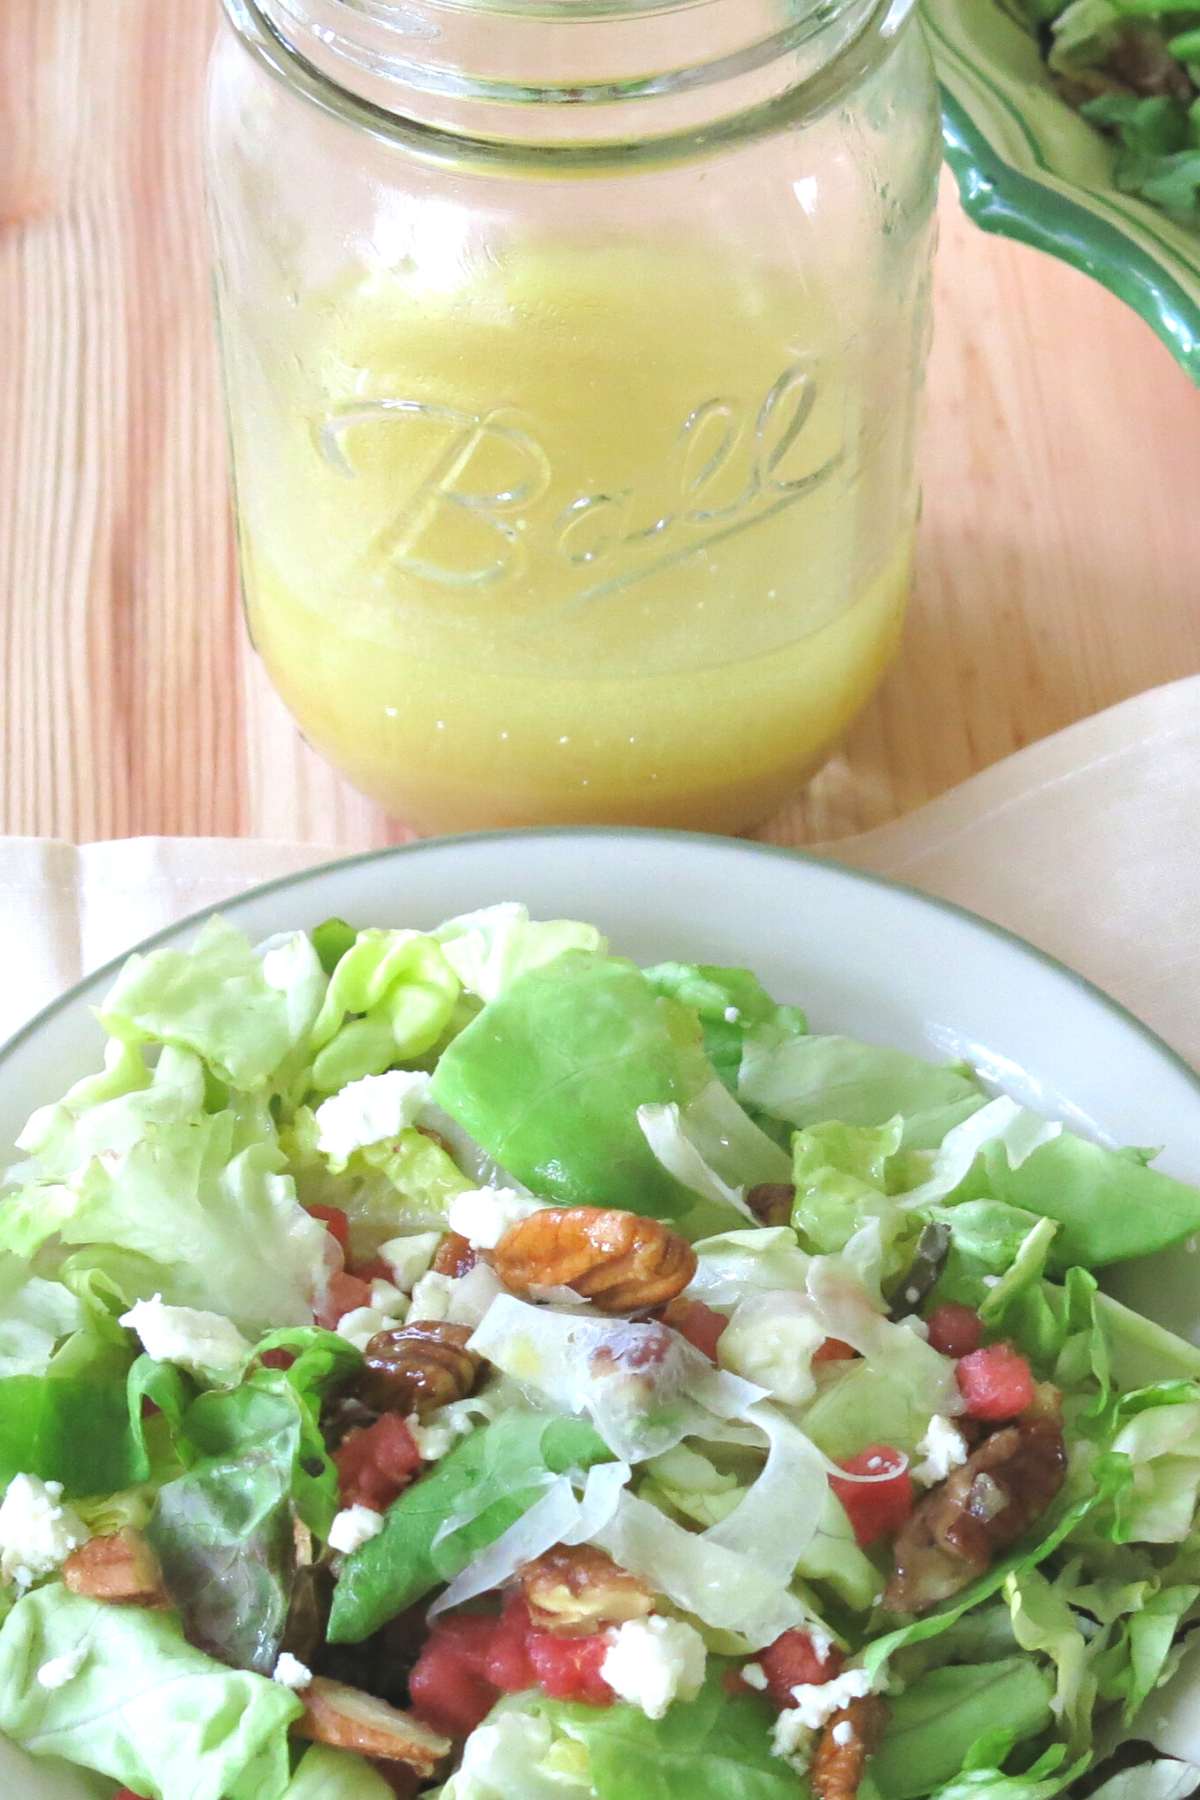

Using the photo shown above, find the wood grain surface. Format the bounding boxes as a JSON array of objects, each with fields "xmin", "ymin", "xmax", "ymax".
[{"xmin": 2, "ymin": 0, "xmax": 1199, "ymax": 851}]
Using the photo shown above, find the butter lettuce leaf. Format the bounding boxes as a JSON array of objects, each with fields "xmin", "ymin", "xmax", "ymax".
[
  {"xmin": 642, "ymin": 962, "xmax": 805, "ymax": 1093},
  {"xmin": 739, "ymin": 1032, "xmax": 985, "ymax": 1148},
  {"xmin": 145, "ymin": 1360, "xmax": 350, "ymax": 1673},
  {"xmin": 431, "ymin": 953, "xmax": 727, "ymax": 1226},
  {"xmin": 871, "ymin": 1657, "xmax": 1056, "ymax": 1799},
  {"xmin": 536, "ymin": 1665, "xmax": 799, "ymax": 1800},
  {"xmin": 0, "ymin": 1586, "xmax": 300, "ymax": 1800},
  {"xmin": 960, "ymin": 1133, "xmax": 1200, "ymax": 1272},
  {"xmin": 284, "ymin": 1746, "xmax": 401, "ymax": 1798}
]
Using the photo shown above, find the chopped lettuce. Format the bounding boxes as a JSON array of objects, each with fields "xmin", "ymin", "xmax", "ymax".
[
  {"xmin": 2, "ymin": 1108, "xmax": 333, "ymax": 1335},
  {"xmin": 97, "ymin": 916, "xmax": 325, "ymax": 1091},
  {"xmin": 0, "ymin": 1586, "xmax": 300, "ymax": 1800},
  {"xmin": 962, "ymin": 1134, "xmax": 1200, "ymax": 1271},
  {"xmin": 0, "ymin": 1258, "xmax": 87, "ymax": 1379},
  {"xmin": 307, "ymin": 927, "xmax": 461, "ymax": 1092},
  {"xmin": 1109, "ymin": 1396, "xmax": 1200, "ymax": 1543},
  {"xmin": 434, "ymin": 903, "xmax": 606, "ymax": 1003},
  {"xmin": 283, "ymin": 1745, "xmax": 401, "ymax": 1798},
  {"xmin": 503, "ymin": 1663, "xmax": 802, "ymax": 1792},
  {"xmin": 441, "ymin": 1707, "xmax": 595, "ymax": 1798},
  {"xmin": 687, "ymin": 1228, "xmax": 812, "ymax": 1307},
  {"xmin": 871, "ymin": 1657, "xmax": 1056, "ymax": 1799},
  {"xmin": 739, "ymin": 1032, "xmax": 986, "ymax": 1148},
  {"xmin": 1004, "ymin": 1568, "xmax": 1095, "ymax": 1753}
]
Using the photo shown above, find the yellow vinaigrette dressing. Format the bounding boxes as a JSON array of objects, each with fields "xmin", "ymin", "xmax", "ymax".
[{"xmin": 237, "ymin": 245, "xmax": 915, "ymax": 831}]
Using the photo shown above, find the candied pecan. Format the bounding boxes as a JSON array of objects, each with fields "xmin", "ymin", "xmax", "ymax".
[
  {"xmin": 812, "ymin": 1695, "xmax": 889, "ymax": 1800},
  {"xmin": 520, "ymin": 1544, "xmax": 654, "ymax": 1636},
  {"xmin": 433, "ymin": 1232, "xmax": 477, "ymax": 1279},
  {"xmin": 63, "ymin": 1530, "xmax": 167, "ymax": 1607},
  {"xmin": 745, "ymin": 1183, "xmax": 794, "ymax": 1227},
  {"xmin": 294, "ymin": 1676, "xmax": 450, "ymax": 1777},
  {"xmin": 884, "ymin": 1413, "xmax": 1066, "ymax": 1614},
  {"xmin": 494, "ymin": 1206, "xmax": 696, "ymax": 1313},
  {"xmin": 362, "ymin": 1322, "xmax": 481, "ymax": 1419}
]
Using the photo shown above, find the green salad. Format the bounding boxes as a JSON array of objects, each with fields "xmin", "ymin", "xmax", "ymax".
[
  {"xmin": 1028, "ymin": 1, "xmax": 1200, "ymax": 226},
  {"xmin": 1, "ymin": 903, "xmax": 1200, "ymax": 1800}
]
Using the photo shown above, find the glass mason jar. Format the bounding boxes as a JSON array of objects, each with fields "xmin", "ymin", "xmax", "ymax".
[{"xmin": 206, "ymin": 0, "xmax": 941, "ymax": 835}]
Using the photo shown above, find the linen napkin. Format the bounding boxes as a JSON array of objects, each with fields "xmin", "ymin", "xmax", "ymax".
[{"xmin": 0, "ymin": 676, "xmax": 1196, "ymax": 1065}]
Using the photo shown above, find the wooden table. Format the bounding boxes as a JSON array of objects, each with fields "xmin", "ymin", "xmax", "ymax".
[{"xmin": 3, "ymin": 0, "xmax": 1199, "ymax": 850}]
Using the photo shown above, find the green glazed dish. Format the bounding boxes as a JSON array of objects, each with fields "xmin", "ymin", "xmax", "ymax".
[{"xmin": 923, "ymin": 0, "xmax": 1200, "ymax": 382}]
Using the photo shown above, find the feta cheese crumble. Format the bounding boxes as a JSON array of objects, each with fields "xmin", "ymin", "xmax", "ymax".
[
  {"xmin": 741, "ymin": 1662, "xmax": 769, "ymax": 1691},
  {"xmin": 600, "ymin": 1616, "xmax": 707, "ymax": 1720},
  {"xmin": 408, "ymin": 1265, "xmax": 504, "ymax": 1331},
  {"xmin": 832, "ymin": 1720, "xmax": 855, "ymax": 1747},
  {"xmin": 771, "ymin": 1709, "xmax": 814, "ymax": 1772},
  {"xmin": 771, "ymin": 1670, "xmax": 877, "ymax": 1769},
  {"xmin": 272, "ymin": 1652, "xmax": 313, "ymax": 1690},
  {"xmin": 378, "ymin": 1232, "xmax": 442, "ymax": 1293},
  {"xmin": 787, "ymin": 1667, "xmax": 873, "ymax": 1732},
  {"xmin": 408, "ymin": 1408, "xmax": 477, "ymax": 1463},
  {"xmin": 369, "ymin": 1279, "xmax": 409, "ymax": 1317},
  {"xmin": 723, "ymin": 1006, "xmax": 741, "ymax": 1023},
  {"xmin": 0, "ymin": 1474, "xmax": 90, "ymax": 1588},
  {"xmin": 328, "ymin": 1505, "xmax": 386, "ymax": 1555},
  {"xmin": 913, "ymin": 1414, "xmax": 970, "ymax": 1486},
  {"xmin": 335, "ymin": 1306, "xmax": 404, "ymax": 1352},
  {"xmin": 409, "ymin": 1271, "xmax": 457, "ymax": 1323},
  {"xmin": 314, "ymin": 1071, "xmax": 432, "ymax": 1165},
  {"xmin": 37, "ymin": 1648, "xmax": 86, "ymax": 1690},
  {"xmin": 118, "ymin": 1296, "xmax": 250, "ymax": 1375},
  {"xmin": 447, "ymin": 1187, "xmax": 547, "ymax": 1251}
]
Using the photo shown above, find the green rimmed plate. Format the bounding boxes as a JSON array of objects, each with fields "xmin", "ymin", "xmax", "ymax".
[{"xmin": 923, "ymin": 0, "xmax": 1200, "ymax": 382}]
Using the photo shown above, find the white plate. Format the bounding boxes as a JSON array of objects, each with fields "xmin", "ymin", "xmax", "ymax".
[{"xmin": 2, "ymin": 827, "xmax": 1199, "ymax": 1799}]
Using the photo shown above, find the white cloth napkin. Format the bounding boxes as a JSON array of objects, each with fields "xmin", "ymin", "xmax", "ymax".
[{"xmin": 1, "ymin": 677, "xmax": 1197, "ymax": 1065}]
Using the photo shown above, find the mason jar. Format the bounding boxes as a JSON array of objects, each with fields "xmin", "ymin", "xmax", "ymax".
[{"xmin": 206, "ymin": 0, "xmax": 941, "ymax": 835}]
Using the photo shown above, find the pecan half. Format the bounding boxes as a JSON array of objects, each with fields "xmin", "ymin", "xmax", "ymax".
[
  {"xmin": 432, "ymin": 1232, "xmax": 476, "ymax": 1279},
  {"xmin": 362, "ymin": 1322, "xmax": 481, "ymax": 1419},
  {"xmin": 63, "ymin": 1530, "xmax": 167, "ymax": 1607},
  {"xmin": 494, "ymin": 1206, "xmax": 696, "ymax": 1314},
  {"xmin": 294, "ymin": 1677, "xmax": 450, "ymax": 1776},
  {"xmin": 812, "ymin": 1695, "xmax": 889, "ymax": 1800},
  {"xmin": 520, "ymin": 1544, "xmax": 654, "ymax": 1636},
  {"xmin": 745, "ymin": 1183, "xmax": 794, "ymax": 1227},
  {"xmin": 885, "ymin": 1412, "xmax": 1066, "ymax": 1614}
]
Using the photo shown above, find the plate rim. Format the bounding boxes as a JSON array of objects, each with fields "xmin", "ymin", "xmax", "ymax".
[{"xmin": 2, "ymin": 825, "xmax": 1196, "ymax": 1104}]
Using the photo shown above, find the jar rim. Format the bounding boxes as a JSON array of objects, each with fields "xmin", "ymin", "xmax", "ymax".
[{"xmin": 226, "ymin": 0, "xmax": 911, "ymax": 166}]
